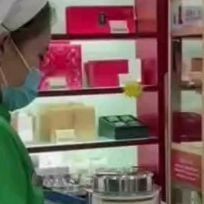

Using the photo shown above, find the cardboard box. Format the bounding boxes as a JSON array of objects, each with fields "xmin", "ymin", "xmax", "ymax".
[
  {"xmin": 191, "ymin": 58, "xmax": 202, "ymax": 72},
  {"xmin": 171, "ymin": 142, "xmax": 203, "ymax": 204},
  {"xmin": 37, "ymin": 104, "xmax": 96, "ymax": 142},
  {"xmin": 74, "ymin": 106, "xmax": 96, "ymax": 140},
  {"xmin": 85, "ymin": 60, "xmax": 128, "ymax": 88}
]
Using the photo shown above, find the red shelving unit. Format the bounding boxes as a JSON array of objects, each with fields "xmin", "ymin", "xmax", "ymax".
[{"xmin": 28, "ymin": 0, "xmax": 168, "ymax": 201}]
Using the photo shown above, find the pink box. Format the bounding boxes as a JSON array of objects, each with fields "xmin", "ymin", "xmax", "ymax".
[
  {"xmin": 66, "ymin": 6, "xmax": 136, "ymax": 36},
  {"xmin": 85, "ymin": 60, "xmax": 128, "ymax": 88},
  {"xmin": 40, "ymin": 41, "xmax": 82, "ymax": 90}
]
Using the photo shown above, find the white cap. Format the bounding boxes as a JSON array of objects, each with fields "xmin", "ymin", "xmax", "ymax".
[
  {"xmin": 0, "ymin": 0, "xmax": 17, "ymax": 33},
  {"xmin": 0, "ymin": 0, "xmax": 47, "ymax": 34}
]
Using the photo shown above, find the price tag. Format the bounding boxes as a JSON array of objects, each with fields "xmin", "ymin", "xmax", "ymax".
[
  {"xmin": 109, "ymin": 20, "xmax": 129, "ymax": 34},
  {"xmin": 48, "ymin": 77, "xmax": 67, "ymax": 89}
]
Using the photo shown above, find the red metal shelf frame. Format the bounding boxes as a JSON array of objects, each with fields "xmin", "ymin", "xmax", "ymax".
[
  {"xmin": 52, "ymin": 33, "xmax": 158, "ymax": 40},
  {"xmin": 136, "ymin": 0, "xmax": 168, "ymax": 201},
  {"xmin": 33, "ymin": 1, "xmax": 168, "ymax": 201}
]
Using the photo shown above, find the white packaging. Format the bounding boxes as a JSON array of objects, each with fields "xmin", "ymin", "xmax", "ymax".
[
  {"xmin": 109, "ymin": 20, "xmax": 129, "ymax": 34},
  {"xmin": 47, "ymin": 76, "xmax": 67, "ymax": 89},
  {"xmin": 17, "ymin": 112, "xmax": 34, "ymax": 143}
]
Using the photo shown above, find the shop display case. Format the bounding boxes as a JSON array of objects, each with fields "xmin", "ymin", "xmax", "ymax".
[
  {"xmin": 13, "ymin": 0, "xmax": 168, "ymax": 203},
  {"xmin": 169, "ymin": 0, "xmax": 204, "ymax": 203}
]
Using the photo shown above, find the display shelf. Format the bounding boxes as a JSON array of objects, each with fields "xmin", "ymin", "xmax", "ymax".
[
  {"xmin": 172, "ymin": 26, "xmax": 203, "ymax": 38},
  {"xmin": 27, "ymin": 136, "xmax": 159, "ymax": 153},
  {"xmin": 38, "ymin": 85, "xmax": 158, "ymax": 97},
  {"xmin": 180, "ymin": 81, "xmax": 201, "ymax": 90},
  {"xmin": 52, "ymin": 33, "xmax": 158, "ymax": 40}
]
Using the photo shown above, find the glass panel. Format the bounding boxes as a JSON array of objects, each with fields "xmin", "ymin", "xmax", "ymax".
[{"xmin": 170, "ymin": 0, "xmax": 203, "ymax": 203}]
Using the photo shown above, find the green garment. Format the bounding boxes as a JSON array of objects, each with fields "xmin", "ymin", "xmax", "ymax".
[{"xmin": 0, "ymin": 105, "xmax": 44, "ymax": 204}]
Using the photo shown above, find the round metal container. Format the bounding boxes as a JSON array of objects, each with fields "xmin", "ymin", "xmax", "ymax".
[
  {"xmin": 92, "ymin": 168, "xmax": 154, "ymax": 195},
  {"xmin": 91, "ymin": 186, "xmax": 161, "ymax": 204}
]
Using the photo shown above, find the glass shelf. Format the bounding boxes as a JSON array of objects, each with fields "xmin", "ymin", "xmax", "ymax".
[
  {"xmin": 172, "ymin": 26, "xmax": 203, "ymax": 38},
  {"xmin": 27, "ymin": 136, "xmax": 158, "ymax": 153},
  {"xmin": 38, "ymin": 85, "xmax": 158, "ymax": 97}
]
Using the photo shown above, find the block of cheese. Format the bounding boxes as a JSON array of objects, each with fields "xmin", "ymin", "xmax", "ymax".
[
  {"xmin": 74, "ymin": 106, "xmax": 96, "ymax": 140},
  {"xmin": 51, "ymin": 129, "xmax": 76, "ymax": 143},
  {"xmin": 38, "ymin": 112, "xmax": 52, "ymax": 142}
]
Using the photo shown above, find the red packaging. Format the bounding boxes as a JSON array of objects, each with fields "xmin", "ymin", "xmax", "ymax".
[
  {"xmin": 85, "ymin": 60, "xmax": 128, "ymax": 88},
  {"xmin": 173, "ymin": 112, "xmax": 201, "ymax": 142},
  {"xmin": 66, "ymin": 6, "xmax": 136, "ymax": 36},
  {"xmin": 171, "ymin": 143, "xmax": 203, "ymax": 204},
  {"xmin": 40, "ymin": 41, "xmax": 82, "ymax": 90}
]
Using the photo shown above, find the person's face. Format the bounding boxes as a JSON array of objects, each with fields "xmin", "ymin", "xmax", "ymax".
[{"xmin": 0, "ymin": 29, "xmax": 50, "ymax": 87}]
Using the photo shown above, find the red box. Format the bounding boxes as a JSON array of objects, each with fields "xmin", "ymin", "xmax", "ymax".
[
  {"xmin": 171, "ymin": 143, "xmax": 202, "ymax": 204},
  {"xmin": 40, "ymin": 41, "xmax": 82, "ymax": 90},
  {"xmin": 173, "ymin": 112, "xmax": 201, "ymax": 142},
  {"xmin": 85, "ymin": 60, "xmax": 128, "ymax": 88},
  {"xmin": 66, "ymin": 6, "xmax": 136, "ymax": 36}
]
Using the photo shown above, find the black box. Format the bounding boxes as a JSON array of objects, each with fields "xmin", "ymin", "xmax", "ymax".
[{"xmin": 99, "ymin": 115, "xmax": 149, "ymax": 140}]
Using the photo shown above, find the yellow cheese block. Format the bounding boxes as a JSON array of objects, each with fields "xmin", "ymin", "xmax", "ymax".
[
  {"xmin": 74, "ymin": 106, "xmax": 96, "ymax": 140},
  {"xmin": 51, "ymin": 129, "xmax": 76, "ymax": 143}
]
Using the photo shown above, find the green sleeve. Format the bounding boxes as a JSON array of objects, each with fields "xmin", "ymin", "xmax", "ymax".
[{"xmin": 0, "ymin": 121, "xmax": 27, "ymax": 204}]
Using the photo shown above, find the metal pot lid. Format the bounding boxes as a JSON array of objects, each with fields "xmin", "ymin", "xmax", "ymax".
[{"xmin": 94, "ymin": 167, "xmax": 154, "ymax": 178}]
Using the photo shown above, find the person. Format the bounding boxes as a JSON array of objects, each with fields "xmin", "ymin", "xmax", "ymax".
[{"xmin": 0, "ymin": 0, "xmax": 52, "ymax": 203}]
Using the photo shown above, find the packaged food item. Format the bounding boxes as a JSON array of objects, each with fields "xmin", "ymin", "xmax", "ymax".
[
  {"xmin": 191, "ymin": 58, "xmax": 202, "ymax": 72},
  {"xmin": 74, "ymin": 106, "xmax": 96, "ymax": 140},
  {"xmin": 36, "ymin": 104, "xmax": 96, "ymax": 142},
  {"xmin": 66, "ymin": 6, "xmax": 136, "ymax": 36},
  {"xmin": 40, "ymin": 41, "xmax": 82, "ymax": 90},
  {"xmin": 99, "ymin": 115, "xmax": 149, "ymax": 140},
  {"xmin": 85, "ymin": 60, "xmax": 128, "ymax": 88},
  {"xmin": 12, "ymin": 111, "xmax": 35, "ymax": 143},
  {"xmin": 172, "ymin": 142, "xmax": 202, "ymax": 204}
]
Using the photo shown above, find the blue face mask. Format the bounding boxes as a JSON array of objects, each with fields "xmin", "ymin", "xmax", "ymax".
[
  {"xmin": 0, "ymin": 39, "xmax": 42, "ymax": 111},
  {"xmin": 2, "ymin": 69, "xmax": 41, "ymax": 111}
]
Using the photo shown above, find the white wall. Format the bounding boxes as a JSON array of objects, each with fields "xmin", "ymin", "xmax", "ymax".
[
  {"xmin": 181, "ymin": 91, "xmax": 202, "ymax": 113},
  {"xmin": 71, "ymin": 40, "xmax": 136, "ymax": 62}
]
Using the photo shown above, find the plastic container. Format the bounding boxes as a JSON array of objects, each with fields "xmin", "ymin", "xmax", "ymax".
[{"xmin": 44, "ymin": 190, "xmax": 87, "ymax": 204}]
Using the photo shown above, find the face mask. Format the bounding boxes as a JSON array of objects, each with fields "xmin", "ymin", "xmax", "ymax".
[{"xmin": 0, "ymin": 39, "xmax": 42, "ymax": 111}]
